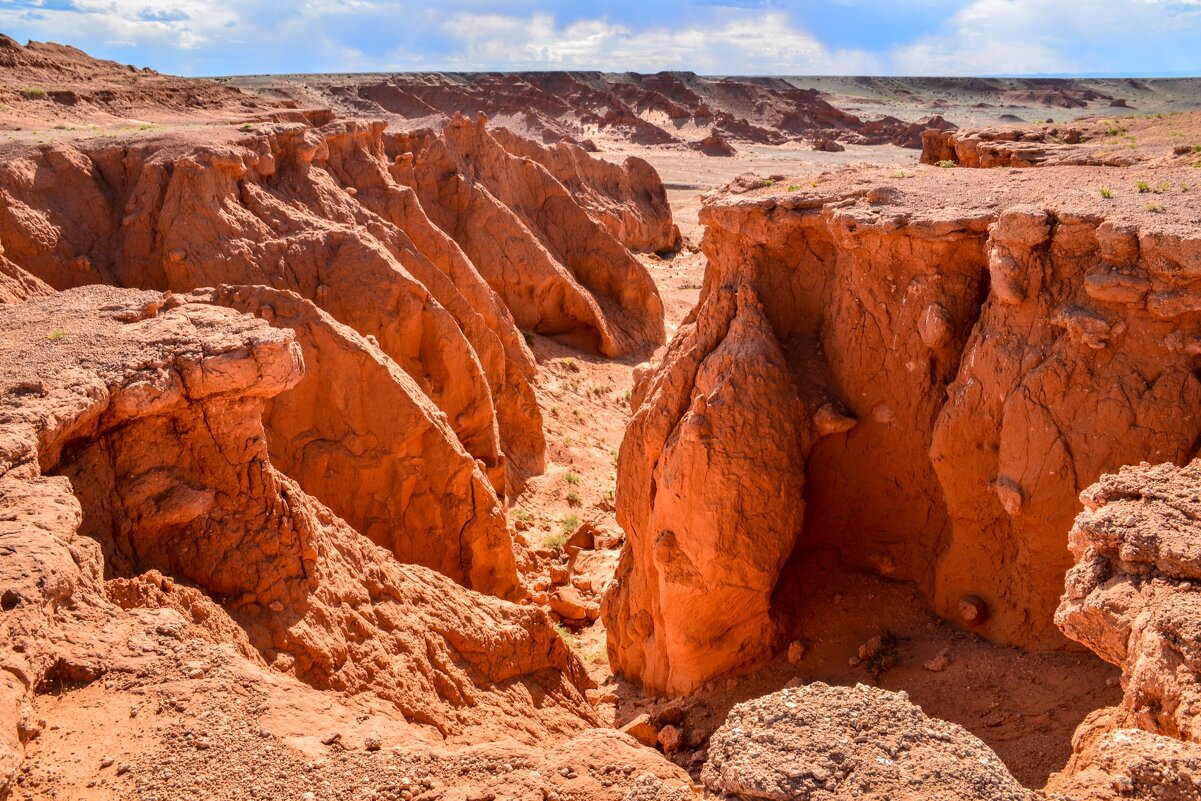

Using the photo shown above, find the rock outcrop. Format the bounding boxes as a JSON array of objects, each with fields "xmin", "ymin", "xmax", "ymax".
[
  {"xmin": 389, "ymin": 114, "xmax": 666, "ymax": 357},
  {"xmin": 605, "ymin": 286, "xmax": 808, "ymax": 693},
  {"xmin": 244, "ymin": 71, "xmax": 952, "ymax": 152},
  {"xmin": 1049, "ymin": 459, "xmax": 1201, "ymax": 799},
  {"xmin": 607, "ymin": 166, "xmax": 1201, "ymax": 693},
  {"xmin": 0, "ymin": 111, "xmax": 670, "ymax": 475},
  {"xmin": 0, "ymin": 287, "xmax": 595, "ymax": 795},
  {"xmin": 921, "ymin": 125, "xmax": 1136, "ymax": 168},
  {"xmin": 0, "ymin": 33, "xmax": 283, "ymax": 128},
  {"xmin": 491, "ymin": 127, "xmax": 680, "ymax": 253},
  {"xmin": 187, "ymin": 285, "xmax": 521, "ymax": 598},
  {"xmin": 702, "ymin": 683, "xmax": 1032, "ymax": 801}
]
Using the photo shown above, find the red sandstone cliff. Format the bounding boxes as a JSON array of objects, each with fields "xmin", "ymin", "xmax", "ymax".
[{"xmin": 606, "ymin": 165, "xmax": 1201, "ymax": 694}]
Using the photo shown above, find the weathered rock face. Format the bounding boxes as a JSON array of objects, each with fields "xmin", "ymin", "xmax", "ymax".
[
  {"xmin": 1048, "ymin": 459, "xmax": 1201, "ymax": 799},
  {"xmin": 0, "ymin": 114, "xmax": 668, "ymax": 609},
  {"xmin": 921, "ymin": 126, "xmax": 1135, "ymax": 168},
  {"xmin": 701, "ymin": 683, "xmax": 1032, "ymax": 801},
  {"xmin": 389, "ymin": 115, "xmax": 666, "ymax": 357},
  {"xmin": 0, "ymin": 115, "xmax": 667, "ymax": 501},
  {"xmin": 607, "ymin": 168, "xmax": 1201, "ymax": 692},
  {"xmin": 187, "ymin": 285, "xmax": 521, "ymax": 599},
  {"xmin": 0, "ymin": 287, "xmax": 594, "ymax": 795},
  {"xmin": 1058, "ymin": 461, "xmax": 1201, "ymax": 742},
  {"xmin": 931, "ymin": 208, "xmax": 1201, "ymax": 648},
  {"xmin": 605, "ymin": 286, "xmax": 808, "ymax": 694},
  {"xmin": 491, "ymin": 127, "xmax": 680, "ymax": 254},
  {"xmin": 0, "ymin": 252, "xmax": 50, "ymax": 305},
  {"xmin": 247, "ymin": 71, "xmax": 949, "ymax": 152}
]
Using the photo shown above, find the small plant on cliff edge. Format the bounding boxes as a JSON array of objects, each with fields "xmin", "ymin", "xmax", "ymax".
[
  {"xmin": 786, "ymin": 184, "xmax": 802, "ymax": 192},
  {"xmin": 936, "ymin": 160, "xmax": 956, "ymax": 168},
  {"xmin": 561, "ymin": 514, "xmax": 580, "ymax": 536},
  {"xmin": 521, "ymin": 329, "xmax": 535, "ymax": 346},
  {"xmin": 554, "ymin": 623, "xmax": 578, "ymax": 650},
  {"xmin": 544, "ymin": 532, "xmax": 568, "ymax": 551},
  {"xmin": 511, "ymin": 508, "xmax": 532, "ymax": 523},
  {"xmin": 1100, "ymin": 187, "xmax": 1114, "ymax": 199},
  {"xmin": 865, "ymin": 631, "xmax": 901, "ymax": 680}
]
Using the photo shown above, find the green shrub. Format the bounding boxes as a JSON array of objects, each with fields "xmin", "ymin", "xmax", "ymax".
[{"xmin": 561, "ymin": 514, "xmax": 580, "ymax": 535}]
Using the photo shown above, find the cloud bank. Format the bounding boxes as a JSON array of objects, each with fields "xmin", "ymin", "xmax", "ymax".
[{"xmin": 0, "ymin": 0, "xmax": 1198, "ymax": 77}]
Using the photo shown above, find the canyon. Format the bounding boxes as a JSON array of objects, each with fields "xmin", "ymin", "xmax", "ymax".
[{"xmin": 2, "ymin": 32, "xmax": 1201, "ymax": 801}]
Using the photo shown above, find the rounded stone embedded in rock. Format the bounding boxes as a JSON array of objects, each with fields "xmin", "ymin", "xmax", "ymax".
[{"xmin": 959, "ymin": 594, "xmax": 989, "ymax": 625}]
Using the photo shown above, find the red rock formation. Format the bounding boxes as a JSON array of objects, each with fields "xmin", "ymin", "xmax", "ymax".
[
  {"xmin": 0, "ymin": 287, "xmax": 594, "ymax": 794},
  {"xmin": 0, "ymin": 116, "xmax": 667, "ymax": 583},
  {"xmin": 491, "ymin": 127, "xmax": 680, "ymax": 253},
  {"xmin": 691, "ymin": 129, "xmax": 738, "ymax": 157},
  {"xmin": 608, "ymin": 167, "xmax": 1201, "ymax": 692},
  {"xmin": 921, "ymin": 126, "xmax": 1133, "ymax": 168},
  {"xmin": 606, "ymin": 287, "xmax": 808, "ymax": 693},
  {"xmin": 1048, "ymin": 459, "xmax": 1201, "ymax": 799},
  {"xmin": 187, "ymin": 285, "xmax": 521, "ymax": 599},
  {"xmin": 241, "ymin": 70, "xmax": 952, "ymax": 151},
  {"xmin": 389, "ymin": 115, "xmax": 666, "ymax": 357},
  {"xmin": 0, "ymin": 33, "xmax": 283, "ymax": 128},
  {"xmin": 0, "ymin": 251, "xmax": 49, "ymax": 304}
]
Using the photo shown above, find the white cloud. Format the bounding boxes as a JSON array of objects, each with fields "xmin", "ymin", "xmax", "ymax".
[
  {"xmin": 440, "ymin": 10, "xmax": 884, "ymax": 74},
  {"xmin": 890, "ymin": 0, "xmax": 1201, "ymax": 75}
]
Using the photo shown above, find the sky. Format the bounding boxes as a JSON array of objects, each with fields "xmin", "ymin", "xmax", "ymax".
[{"xmin": 2, "ymin": 0, "xmax": 1200, "ymax": 78}]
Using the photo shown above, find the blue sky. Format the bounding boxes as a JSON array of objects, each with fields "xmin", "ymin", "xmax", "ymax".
[{"xmin": 2, "ymin": 0, "xmax": 1200, "ymax": 77}]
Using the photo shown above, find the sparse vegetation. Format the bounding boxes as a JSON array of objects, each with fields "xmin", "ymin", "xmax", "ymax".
[
  {"xmin": 239, "ymin": 123, "xmax": 255, "ymax": 132},
  {"xmin": 511, "ymin": 508, "xmax": 532, "ymax": 523},
  {"xmin": 554, "ymin": 623, "xmax": 578, "ymax": 649},
  {"xmin": 865, "ymin": 631, "xmax": 901, "ymax": 679},
  {"xmin": 936, "ymin": 160, "xmax": 956, "ymax": 168},
  {"xmin": 47, "ymin": 328, "xmax": 67, "ymax": 342},
  {"xmin": 1137, "ymin": 181, "xmax": 1152, "ymax": 193},
  {"xmin": 786, "ymin": 184, "xmax": 801, "ymax": 191},
  {"xmin": 561, "ymin": 514, "xmax": 580, "ymax": 535},
  {"xmin": 20, "ymin": 88, "xmax": 47, "ymax": 99},
  {"xmin": 521, "ymin": 329, "xmax": 535, "ymax": 346},
  {"xmin": 1147, "ymin": 201, "xmax": 1165, "ymax": 213},
  {"xmin": 544, "ymin": 532, "xmax": 568, "ymax": 551},
  {"xmin": 566, "ymin": 490, "xmax": 581, "ymax": 506},
  {"xmin": 564, "ymin": 471, "xmax": 581, "ymax": 486},
  {"xmin": 1100, "ymin": 187, "xmax": 1113, "ymax": 199}
]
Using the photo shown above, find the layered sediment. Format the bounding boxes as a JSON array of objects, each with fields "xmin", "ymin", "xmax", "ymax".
[{"xmin": 607, "ymin": 163, "xmax": 1201, "ymax": 694}]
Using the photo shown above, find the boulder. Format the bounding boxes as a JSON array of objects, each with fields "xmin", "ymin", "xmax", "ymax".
[{"xmin": 702, "ymin": 683, "xmax": 1031, "ymax": 801}]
